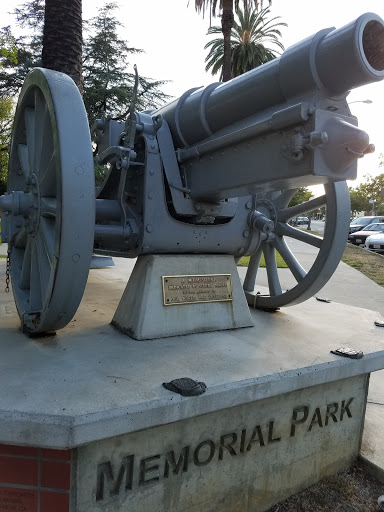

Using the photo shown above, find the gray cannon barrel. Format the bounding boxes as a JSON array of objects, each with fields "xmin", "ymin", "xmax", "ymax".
[{"xmin": 156, "ymin": 12, "xmax": 384, "ymax": 149}]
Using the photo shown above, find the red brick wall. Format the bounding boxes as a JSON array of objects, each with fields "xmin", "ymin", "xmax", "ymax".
[{"xmin": 0, "ymin": 445, "xmax": 71, "ymax": 512}]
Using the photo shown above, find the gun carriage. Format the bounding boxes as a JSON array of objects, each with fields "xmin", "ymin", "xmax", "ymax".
[{"xmin": 1, "ymin": 13, "xmax": 384, "ymax": 335}]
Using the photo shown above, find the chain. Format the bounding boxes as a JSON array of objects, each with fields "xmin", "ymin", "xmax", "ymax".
[{"xmin": 5, "ymin": 236, "xmax": 14, "ymax": 293}]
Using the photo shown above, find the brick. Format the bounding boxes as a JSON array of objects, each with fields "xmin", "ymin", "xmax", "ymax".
[
  {"xmin": 0, "ymin": 487, "xmax": 38, "ymax": 512},
  {"xmin": 40, "ymin": 491, "xmax": 69, "ymax": 512},
  {"xmin": 0, "ymin": 444, "xmax": 38, "ymax": 458},
  {"xmin": 41, "ymin": 460, "xmax": 71, "ymax": 490},
  {"xmin": 0, "ymin": 457, "xmax": 38, "ymax": 486},
  {"xmin": 41, "ymin": 449, "xmax": 71, "ymax": 461}
]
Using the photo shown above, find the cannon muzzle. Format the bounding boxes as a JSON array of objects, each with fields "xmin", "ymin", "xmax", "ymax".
[
  {"xmin": 153, "ymin": 12, "xmax": 384, "ymax": 200},
  {"xmin": 157, "ymin": 12, "xmax": 384, "ymax": 149}
]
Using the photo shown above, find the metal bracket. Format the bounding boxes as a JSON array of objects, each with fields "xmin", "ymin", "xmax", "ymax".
[{"xmin": 157, "ymin": 121, "xmax": 237, "ymax": 218}]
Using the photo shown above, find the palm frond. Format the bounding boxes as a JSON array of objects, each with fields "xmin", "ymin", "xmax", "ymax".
[{"xmin": 204, "ymin": 5, "xmax": 286, "ymax": 78}]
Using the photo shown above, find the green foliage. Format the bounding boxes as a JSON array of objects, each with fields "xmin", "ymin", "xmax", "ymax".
[
  {"xmin": 0, "ymin": 97, "xmax": 13, "ymax": 195},
  {"xmin": 194, "ymin": 1, "xmax": 271, "ymax": 17},
  {"xmin": 288, "ymin": 187, "xmax": 314, "ymax": 208},
  {"xmin": 0, "ymin": 1, "xmax": 43, "ymax": 94},
  {"xmin": 0, "ymin": 0, "xmax": 170, "ymax": 189},
  {"xmin": 0, "ymin": 33, "xmax": 18, "ymax": 66},
  {"xmin": 349, "ymin": 173, "xmax": 384, "ymax": 215},
  {"xmin": 83, "ymin": 3, "xmax": 169, "ymax": 127},
  {"xmin": 204, "ymin": 6, "xmax": 286, "ymax": 79},
  {"xmin": 0, "ymin": 1, "xmax": 169, "ymax": 117}
]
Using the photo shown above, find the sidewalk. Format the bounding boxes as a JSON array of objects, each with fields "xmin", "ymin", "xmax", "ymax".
[{"xmin": 0, "ymin": 242, "xmax": 7, "ymax": 256}]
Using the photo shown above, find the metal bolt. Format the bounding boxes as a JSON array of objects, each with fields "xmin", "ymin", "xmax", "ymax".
[
  {"xmin": 246, "ymin": 201, "xmax": 252, "ymax": 209},
  {"xmin": 243, "ymin": 230, "xmax": 249, "ymax": 237},
  {"xmin": 146, "ymin": 225, "xmax": 153, "ymax": 233},
  {"xmin": 149, "ymin": 169, "xmax": 154, "ymax": 176},
  {"xmin": 150, "ymin": 144, "xmax": 156, "ymax": 150},
  {"xmin": 148, "ymin": 194, "xmax": 153, "ymax": 199}
]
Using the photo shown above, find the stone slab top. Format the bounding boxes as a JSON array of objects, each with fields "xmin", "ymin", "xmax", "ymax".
[{"xmin": 1, "ymin": 257, "xmax": 384, "ymax": 449}]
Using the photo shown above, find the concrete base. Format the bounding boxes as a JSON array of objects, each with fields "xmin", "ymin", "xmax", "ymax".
[
  {"xmin": 77, "ymin": 374, "xmax": 366, "ymax": 512},
  {"xmin": 112, "ymin": 254, "xmax": 253, "ymax": 340},
  {"xmin": 1, "ymin": 258, "xmax": 384, "ymax": 511}
]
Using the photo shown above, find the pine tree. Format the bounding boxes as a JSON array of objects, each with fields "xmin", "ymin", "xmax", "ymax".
[
  {"xmin": 82, "ymin": 3, "xmax": 169, "ymax": 126},
  {"xmin": 0, "ymin": 1, "xmax": 169, "ymax": 120}
]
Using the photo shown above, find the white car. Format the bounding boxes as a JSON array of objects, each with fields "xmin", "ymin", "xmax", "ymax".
[{"xmin": 365, "ymin": 233, "xmax": 384, "ymax": 253}]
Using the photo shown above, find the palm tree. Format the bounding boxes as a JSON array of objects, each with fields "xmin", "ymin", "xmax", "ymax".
[
  {"xmin": 42, "ymin": 0, "xmax": 83, "ymax": 90},
  {"xmin": 205, "ymin": 6, "xmax": 286, "ymax": 79},
  {"xmin": 194, "ymin": 0, "xmax": 271, "ymax": 82}
]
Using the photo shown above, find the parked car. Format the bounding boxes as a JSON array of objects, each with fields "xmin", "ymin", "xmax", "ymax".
[
  {"xmin": 365, "ymin": 233, "xmax": 384, "ymax": 253},
  {"xmin": 296, "ymin": 216, "xmax": 309, "ymax": 225},
  {"xmin": 349, "ymin": 216, "xmax": 384, "ymax": 234},
  {"xmin": 348, "ymin": 223, "xmax": 384, "ymax": 245}
]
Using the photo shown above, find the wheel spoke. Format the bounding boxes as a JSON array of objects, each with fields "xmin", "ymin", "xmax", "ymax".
[
  {"xmin": 19, "ymin": 238, "xmax": 32, "ymax": 290},
  {"xmin": 278, "ymin": 195, "xmax": 327, "ymax": 223},
  {"xmin": 13, "ymin": 226, "xmax": 27, "ymax": 249},
  {"xmin": 40, "ymin": 197, "xmax": 57, "ymax": 218},
  {"xmin": 276, "ymin": 223, "xmax": 323, "ymax": 249},
  {"xmin": 34, "ymin": 88, "xmax": 48, "ymax": 172},
  {"xmin": 24, "ymin": 108, "xmax": 36, "ymax": 173},
  {"xmin": 29, "ymin": 239, "xmax": 43, "ymax": 310},
  {"xmin": 39, "ymin": 150, "xmax": 56, "ymax": 197},
  {"xmin": 243, "ymin": 246, "xmax": 263, "ymax": 292},
  {"xmin": 36, "ymin": 232, "xmax": 52, "ymax": 299},
  {"xmin": 274, "ymin": 189, "xmax": 298, "ymax": 209},
  {"xmin": 272, "ymin": 236, "xmax": 306, "ymax": 282},
  {"xmin": 17, "ymin": 144, "xmax": 30, "ymax": 178},
  {"xmin": 263, "ymin": 243, "xmax": 282, "ymax": 296},
  {"xmin": 39, "ymin": 217, "xmax": 56, "ymax": 264}
]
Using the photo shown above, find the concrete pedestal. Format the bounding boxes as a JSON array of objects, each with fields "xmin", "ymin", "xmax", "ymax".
[
  {"xmin": 112, "ymin": 254, "xmax": 253, "ymax": 340},
  {"xmin": 0, "ymin": 260, "xmax": 384, "ymax": 511}
]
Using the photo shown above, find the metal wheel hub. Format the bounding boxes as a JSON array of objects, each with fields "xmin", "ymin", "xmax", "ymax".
[{"xmin": 249, "ymin": 198, "xmax": 277, "ymax": 238}]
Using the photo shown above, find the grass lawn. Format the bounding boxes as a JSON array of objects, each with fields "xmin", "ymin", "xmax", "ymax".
[
  {"xmin": 342, "ymin": 243, "xmax": 384, "ymax": 286},
  {"xmin": 237, "ymin": 251, "xmax": 288, "ymax": 268}
]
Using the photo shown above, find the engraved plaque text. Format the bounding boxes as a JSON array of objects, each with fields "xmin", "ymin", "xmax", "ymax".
[{"xmin": 162, "ymin": 274, "xmax": 233, "ymax": 305}]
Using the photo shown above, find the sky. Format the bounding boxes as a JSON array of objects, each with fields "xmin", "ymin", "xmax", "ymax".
[{"xmin": 1, "ymin": 0, "xmax": 384, "ymax": 189}]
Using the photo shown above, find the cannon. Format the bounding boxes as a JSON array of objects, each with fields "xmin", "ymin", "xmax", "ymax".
[{"xmin": 1, "ymin": 12, "xmax": 384, "ymax": 335}]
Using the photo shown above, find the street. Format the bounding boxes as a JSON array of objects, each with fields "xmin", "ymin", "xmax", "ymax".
[{"xmin": 309, "ymin": 219, "xmax": 325, "ymax": 234}]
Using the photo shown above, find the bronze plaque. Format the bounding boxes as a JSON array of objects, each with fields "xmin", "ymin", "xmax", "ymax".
[{"xmin": 162, "ymin": 274, "xmax": 233, "ymax": 306}]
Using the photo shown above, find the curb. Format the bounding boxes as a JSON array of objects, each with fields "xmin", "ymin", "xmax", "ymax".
[{"xmin": 358, "ymin": 454, "xmax": 384, "ymax": 484}]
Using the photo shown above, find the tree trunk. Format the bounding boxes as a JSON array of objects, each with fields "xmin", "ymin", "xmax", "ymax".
[
  {"xmin": 42, "ymin": 0, "xmax": 83, "ymax": 91},
  {"xmin": 221, "ymin": 0, "xmax": 234, "ymax": 82}
]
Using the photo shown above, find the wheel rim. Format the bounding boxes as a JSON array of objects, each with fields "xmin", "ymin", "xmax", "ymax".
[
  {"xmin": 243, "ymin": 181, "xmax": 350, "ymax": 308},
  {"xmin": 5, "ymin": 68, "xmax": 95, "ymax": 334}
]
